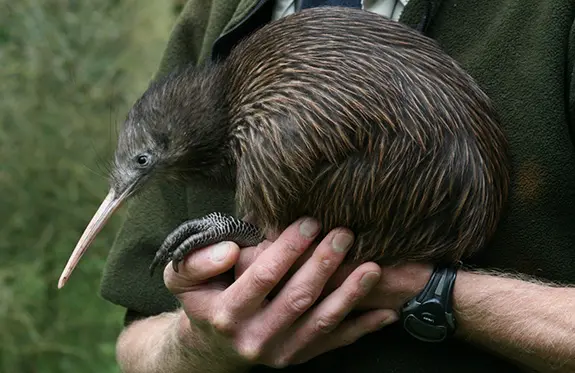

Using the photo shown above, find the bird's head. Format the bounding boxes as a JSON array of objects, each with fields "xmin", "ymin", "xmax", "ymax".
[{"xmin": 58, "ymin": 65, "xmax": 230, "ymax": 288}]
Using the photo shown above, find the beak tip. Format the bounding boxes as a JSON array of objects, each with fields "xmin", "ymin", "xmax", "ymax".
[
  {"xmin": 57, "ymin": 275, "xmax": 67, "ymax": 289},
  {"xmin": 58, "ymin": 188, "xmax": 123, "ymax": 289}
]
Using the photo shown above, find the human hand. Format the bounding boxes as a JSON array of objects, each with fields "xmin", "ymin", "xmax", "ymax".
[
  {"xmin": 236, "ymin": 235, "xmax": 433, "ymax": 315},
  {"xmin": 330, "ymin": 262, "xmax": 433, "ymax": 311},
  {"xmin": 163, "ymin": 217, "xmax": 397, "ymax": 370}
]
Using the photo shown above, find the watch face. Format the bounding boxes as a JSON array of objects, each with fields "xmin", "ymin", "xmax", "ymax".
[
  {"xmin": 403, "ymin": 313, "xmax": 448, "ymax": 343},
  {"xmin": 400, "ymin": 266, "xmax": 458, "ymax": 343}
]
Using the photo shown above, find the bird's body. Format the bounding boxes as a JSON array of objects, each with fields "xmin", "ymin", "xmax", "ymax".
[
  {"xmin": 218, "ymin": 7, "xmax": 510, "ymax": 264},
  {"xmin": 58, "ymin": 6, "xmax": 510, "ymax": 288}
]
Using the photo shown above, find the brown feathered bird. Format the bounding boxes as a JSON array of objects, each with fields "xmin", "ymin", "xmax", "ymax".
[{"xmin": 58, "ymin": 6, "xmax": 510, "ymax": 288}]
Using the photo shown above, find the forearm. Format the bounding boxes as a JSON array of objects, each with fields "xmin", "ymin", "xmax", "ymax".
[
  {"xmin": 453, "ymin": 270, "xmax": 575, "ymax": 372},
  {"xmin": 116, "ymin": 310, "xmax": 246, "ymax": 373}
]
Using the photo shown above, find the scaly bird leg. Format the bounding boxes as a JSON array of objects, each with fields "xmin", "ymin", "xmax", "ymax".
[{"xmin": 149, "ymin": 212, "xmax": 263, "ymax": 275}]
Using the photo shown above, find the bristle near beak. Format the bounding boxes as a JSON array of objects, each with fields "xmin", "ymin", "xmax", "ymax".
[{"xmin": 58, "ymin": 188, "xmax": 125, "ymax": 289}]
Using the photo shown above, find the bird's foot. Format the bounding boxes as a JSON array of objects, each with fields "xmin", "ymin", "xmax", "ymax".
[{"xmin": 149, "ymin": 212, "xmax": 263, "ymax": 276}]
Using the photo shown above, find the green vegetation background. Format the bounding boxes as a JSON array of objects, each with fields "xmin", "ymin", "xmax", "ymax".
[{"xmin": 0, "ymin": 1, "xmax": 177, "ymax": 371}]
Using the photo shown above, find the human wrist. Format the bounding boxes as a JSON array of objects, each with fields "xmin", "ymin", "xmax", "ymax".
[
  {"xmin": 116, "ymin": 311, "xmax": 206, "ymax": 373},
  {"xmin": 447, "ymin": 268, "xmax": 506, "ymax": 339},
  {"xmin": 172, "ymin": 309, "xmax": 251, "ymax": 373},
  {"xmin": 357, "ymin": 263, "xmax": 433, "ymax": 311},
  {"xmin": 384, "ymin": 263, "xmax": 433, "ymax": 311},
  {"xmin": 153, "ymin": 311, "xmax": 204, "ymax": 373},
  {"xmin": 395, "ymin": 263, "xmax": 435, "ymax": 308}
]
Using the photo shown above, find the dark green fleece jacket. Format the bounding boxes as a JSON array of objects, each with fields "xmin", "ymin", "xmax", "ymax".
[{"xmin": 99, "ymin": 0, "xmax": 575, "ymax": 372}]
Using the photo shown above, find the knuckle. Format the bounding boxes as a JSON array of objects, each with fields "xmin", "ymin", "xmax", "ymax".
[
  {"xmin": 314, "ymin": 253, "xmax": 336, "ymax": 275},
  {"xmin": 251, "ymin": 264, "xmax": 279, "ymax": 290},
  {"xmin": 314, "ymin": 314, "xmax": 340, "ymax": 334},
  {"xmin": 285, "ymin": 286, "xmax": 316, "ymax": 314},
  {"xmin": 210, "ymin": 310, "xmax": 235, "ymax": 335},
  {"xmin": 279, "ymin": 236, "xmax": 305, "ymax": 254},
  {"xmin": 283, "ymin": 239, "xmax": 301, "ymax": 253},
  {"xmin": 235, "ymin": 341, "xmax": 263, "ymax": 363}
]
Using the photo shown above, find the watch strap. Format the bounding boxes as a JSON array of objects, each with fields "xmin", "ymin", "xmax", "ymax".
[
  {"xmin": 416, "ymin": 264, "xmax": 457, "ymax": 312},
  {"xmin": 400, "ymin": 264, "xmax": 458, "ymax": 342}
]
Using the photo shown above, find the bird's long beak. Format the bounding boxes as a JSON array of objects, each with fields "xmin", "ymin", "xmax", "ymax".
[{"xmin": 58, "ymin": 188, "xmax": 125, "ymax": 289}]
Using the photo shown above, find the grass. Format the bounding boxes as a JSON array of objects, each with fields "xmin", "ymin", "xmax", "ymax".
[{"xmin": 0, "ymin": 0, "xmax": 174, "ymax": 371}]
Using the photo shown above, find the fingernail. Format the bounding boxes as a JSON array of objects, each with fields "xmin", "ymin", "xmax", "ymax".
[
  {"xmin": 299, "ymin": 218, "xmax": 320, "ymax": 238},
  {"xmin": 332, "ymin": 232, "xmax": 353, "ymax": 253},
  {"xmin": 360, "ymin": 271, "xmax": 380, "ymax": 291},
  {"xmin": 210, "ymin": 242, "xmax": 230, "ymax": 262}
]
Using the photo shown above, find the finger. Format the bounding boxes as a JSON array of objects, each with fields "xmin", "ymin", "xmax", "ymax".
[
  {"xmin": 281, "ymin": 262, "xmax": 381, "ymax": 355},
  {"xmin": 258, "ymin": 228, "xmax": 356, "ymax": 333},
  {"xmin": 220, "ymin": 217, "xmax": 321, "ymax": 318},
  {"xmin": 323, "ymin": 308, "xmax": 398, "ymax": 349},
  {"xmin": 294, "ymin": 309, "xmax": 398, "ymax": 365},
  {"xmin": 164, "ymin": 241, "xmax": 240, "ymax": 295},
  {"xmin": 234, "ymin": 240, "xmax": 273, "ymax": 279},
  {"xmin": 235, "ymin": 239, "xmax": 315, "ymax": 296},
  {"xmin": 163, "ymin": 241, "xmax": 241, "ymax": 323},
  {"xmin": 322, "ymin": 262, "xmax": 362, "ymax": 296}
]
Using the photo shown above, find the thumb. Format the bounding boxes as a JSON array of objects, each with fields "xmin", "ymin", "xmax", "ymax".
[{"xmin": 164, "ymin": 241, "xmax": 241, "ymax": 295}]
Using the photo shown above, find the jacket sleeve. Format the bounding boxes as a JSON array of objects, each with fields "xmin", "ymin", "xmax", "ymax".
[
  {"xmin": 154, "ymin": 0, "xmax": 252, "ymax": 76},
  {"xmin": 98, "ymin": 0, "xmax": 238, "ymax": 319},
  {"xmin": 569, "ymin": 19, "xmax": 575, "ymax": 138}
]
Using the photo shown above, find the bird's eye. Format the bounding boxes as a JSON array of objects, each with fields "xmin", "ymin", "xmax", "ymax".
[{"xmin": 136, "ymin": 154, "xmax": 150, "ymax": 167}]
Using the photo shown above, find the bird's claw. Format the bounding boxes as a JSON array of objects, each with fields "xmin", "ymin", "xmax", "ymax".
[
  {"xmin": 148, "ymin": 237, "xmax": 191, "ymax": 275},
  {"xmin": 149, "ymin": 212, "xmax": 263, "ymax": 277},
  {"xmin": 171, "ymin": 252, "xmax": 184, "ymax": 273}
]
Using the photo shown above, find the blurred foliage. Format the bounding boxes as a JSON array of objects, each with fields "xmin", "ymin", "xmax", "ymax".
[{"xmin": 0, "ymin": 0, "xmax": 174, "ymax": 371}]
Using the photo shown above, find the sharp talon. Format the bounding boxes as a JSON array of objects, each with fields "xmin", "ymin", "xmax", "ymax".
[
  {"xmin": 149, "ymin": 252, "xmax": 167, "ymax": 277},
  {"xmin": 150, "ymin": 212, "xmax": 264, "ymax": 278},
  {"xmin": 149, "ymin": 261, "xmax": 158, "ymax": 277}
]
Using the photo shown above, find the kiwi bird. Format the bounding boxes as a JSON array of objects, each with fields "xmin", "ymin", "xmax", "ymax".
[{"xmin": 58, "ymin": 6, "xmax": 510, "ymax": 289}]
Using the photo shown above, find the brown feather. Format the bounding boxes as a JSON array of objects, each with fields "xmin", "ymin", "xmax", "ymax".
[{"xmin": 119, "ymin": 6, "xmax": 511, "ymax": 266}]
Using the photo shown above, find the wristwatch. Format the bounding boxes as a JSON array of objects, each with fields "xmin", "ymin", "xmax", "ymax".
[{"xmin": 400, "ymin": 264, "xmax": 458, "ymax": 342}]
